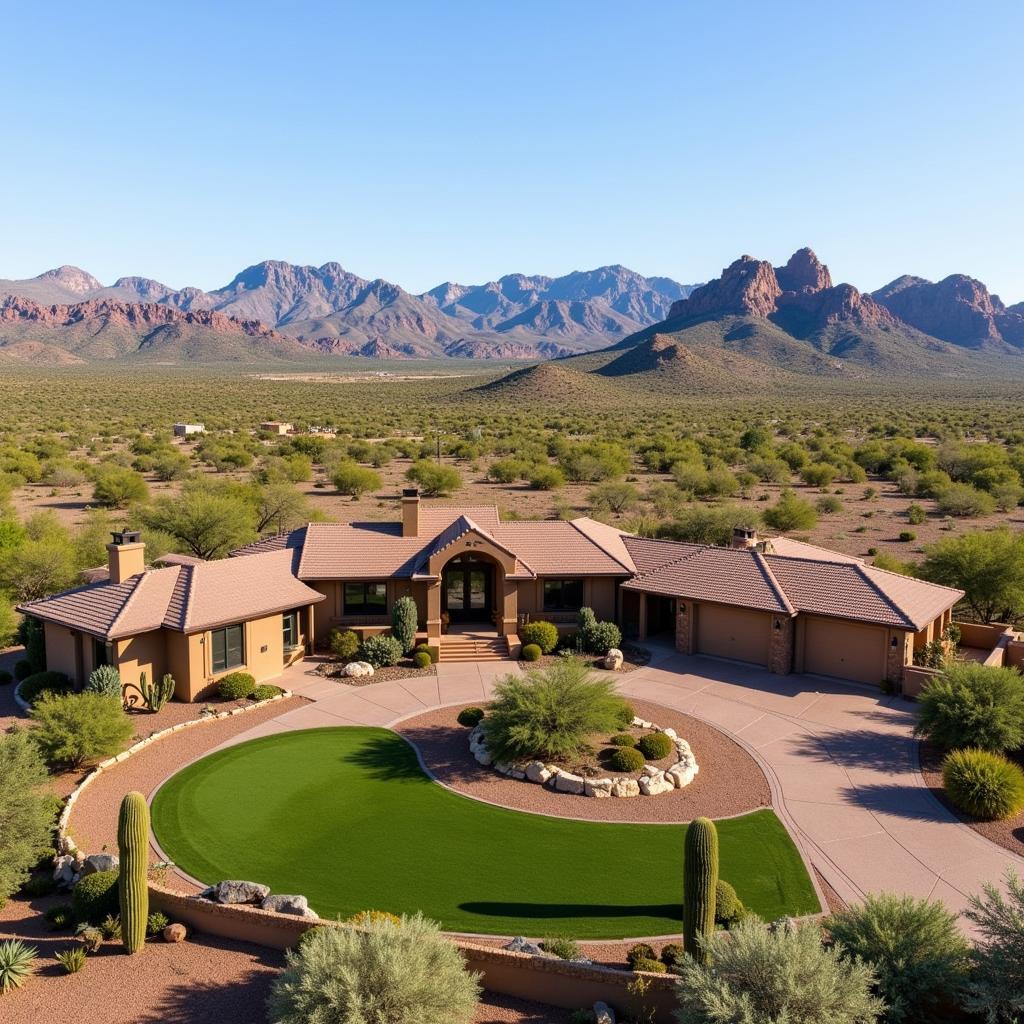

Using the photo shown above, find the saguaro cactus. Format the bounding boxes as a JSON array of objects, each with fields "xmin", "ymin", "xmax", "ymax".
[
  {"xmin": 682, "ymin": 816, "xmax": 719, "ymax": 963},
  {"xmin": 118, "ymin": 791, "xmax": 150, "ymax": 953}
]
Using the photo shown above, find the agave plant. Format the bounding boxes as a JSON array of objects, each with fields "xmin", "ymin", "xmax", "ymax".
[
  {"xmin": 0, "ymin": 939, "xmax": 39, "ymax": 993},
  {"xmin": 55, "ymin": 946, "xmax": 87, "ymax": 974}
]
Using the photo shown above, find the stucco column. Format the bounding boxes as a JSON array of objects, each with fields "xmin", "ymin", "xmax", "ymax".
[
  {"xmin": 426, "ymin": 580, "xmax": 442, "ymax": 639},
  {"xmin": 500, "ymin": 577, "xmax": 518, "ymax": 637},
  {"xmin": 304, "ymin": 603, "xmax": 316, "ymax": 653}
]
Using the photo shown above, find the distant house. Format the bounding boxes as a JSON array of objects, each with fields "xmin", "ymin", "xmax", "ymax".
[
  {"xmin": 260, "ymin": 421, "xmax": 293, "ymax": 436},
  {"xmin": 173, "ymin": 423, "xmax": 205, "ymax": 437}
]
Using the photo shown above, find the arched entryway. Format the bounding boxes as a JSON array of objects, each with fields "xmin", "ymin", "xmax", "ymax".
[{"xmin": 442, "ymin": 555, "xmax": 494, "ymax": 625}]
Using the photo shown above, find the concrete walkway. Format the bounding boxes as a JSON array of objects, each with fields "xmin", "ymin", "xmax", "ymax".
[{"xmin": 221, "ymin": 648, "xmax": 1024, "ymax": 922}]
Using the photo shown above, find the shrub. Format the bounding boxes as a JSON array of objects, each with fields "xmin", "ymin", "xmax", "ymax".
[
  {"xmin": 673, "ymin": 917, "xmax": 884, "ymax": 1024},
  {"xmin": 915, "ymin": 663, "xmax": 1024, "ymax": 753},
  {"xmin": 405, "ymin": 461, "xmax": 463, "ymax": 497},
  {"xmin": 20, "ymin": 873, "xmax": 56, "ymax": 898},
  {"xmin": 801, "ymin": 462, "xmax": 838, "ymax": 488},
  {"xmin": 528, "ymin": 465, "xmax": 565, "ymax": 490},
  {"xmin": 580, "ymin": 619, "xmax": 622, "ymax": 655},
  {"xmin": 714, "ymin": 880, "xmax": 743, "ymax": 925},
  {"xmin": 610, "ymin": 732, "xmax": 636, "ymax": 747},
  {"xmin": 633, "ymin": 957, "xmax": 667, "ymax": 973},
  {"xmin": 762, "ymin": 489, "xmax": 818, "ymax": 532},
  {"xmin": 898, "ymin": 530, "xmax": 916, "ymax": 542},
  {"xmin": 0, "ymin": 939, "xmax": 38, "ymax": 993},
  {"xmin": 55, "ymin": 946, "xmax": 87, "ymax": 974},
  {"xmin": 146, "ymin": 911, "xmax": 170, "ymax": 937},
  {"xmin": 521, "ymin": 643, "xmax": 541, "ymax": 662},
  {"xmin": 457, "ymin": 707, "xmax": 485, "ymax": 727},
  {"xmin": 74, "ymin": 924, "xmax": 103, "ymax": 953},
  {"xmin": 626, "ymin": 942, "xmax": 656, "ymax": 968},
  {"xmin": 343, "ymin": 909, "xmax": 401, "ymax": 927},
  {"xmin": 0, "ymin": 670, "xmax": 12, "ymax": 686},
  {"xmin": 92, "ymin": 467, "xmax": 149, "ymax": 508},
  {"xmin": 329, "ymin": 628, "xmax": 360, "ymax": 661},
  {"xmin": 936, "ymin": 482, "xmax": 996, "ymax": 517},
  {"xmin": 483, "ymin": 659, "xmax": 634, "ymax": 764},
  {"xmin": 72, "ymin": 871, "xmax": 119, "ymax": 924},
  {"xmin": 963, "ymin": 870, "xmax": 1024, "ymax": 1022},
  {"xmin": 360, "ymin": 634, "xmax": 403, "ymax": 668},
  {"xmin": 99, "ymin": 914, "xmax": 121, "ymax": 939},
  {"xmin": 252, "ymin": 684, "xmax": 283, "ymax": 701},
  {"xmin": 942, "ymin": 748, "xmax": 1024, "ymax": 819},
  {"xmin": 519, "ymin": 620, "xmax": 559, "ymax": 654},
  {"xmin": 577, "ymin": 607, "xmax": 597, "ymax": 633},
  {"xmin": 85, "ymin": 664, "xmax": 123, "ymax": 699},
  {"xmin": 817, "ymin": 495, "xmax": 843, "ymax": 514},
  {"xmin": 638, "ymin": 732, "xmax": 674, "ymax": 760},
  {"xmin": 661, "ymin": 942, "xmax": 684, "ymax": 970},
  {"xmin": 30, "ymin": 692, "xmax": 133, "ymax": 768},
  {"xmin": 18, "ymin": 670, "xmax": 72, "ymax": 704},
  {"xmin": 268, "ymin": 912, "xmax": 480, "ymax": 1024},
  {"xmin": 14, "ymin": 659, "xmax": 32, "ymax": 681},
  {"xmin": 542, "ymin": 935, "xmax": 582, "ymax": 961},
  {"xmin": 45, "ymin": 903, "xmax": 75, "ymax": 930},
  {"xmin": 217, "ymin": 671, "xmax": 256, "ymax": 700},
  {"xmin": 828, "ymin": 893, "xmax": 971, "ymax": 1024},
  {"xmin": 331, "ymin": 461, "xmax": 381, "ymax": 497},
  {"xmin": 391, "ymin": 595, "xmax": 418, "ymax": 654},
  {"xmin": 413, "ymin": 651, "xmax": 432, "ymax": 669},
  {"xmin": 0, "ymin": 728, "xmax": 56, "ymax": 909},
  {"xmin": 907, "ymin": 503, "xmax": 927, "ymax": 525},
  {"xmin": 609, "ymin": 746, "xmax": 646, "ymax": 772}
]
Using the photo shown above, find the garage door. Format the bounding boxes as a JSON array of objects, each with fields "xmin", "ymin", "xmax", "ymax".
[
  {"xmin": 696, "ymin": 603, "xmax": 772, "ymax": 667},
  {"xmin": 802, "ymin": 616, "xmax": 887, "ymax": 684}
]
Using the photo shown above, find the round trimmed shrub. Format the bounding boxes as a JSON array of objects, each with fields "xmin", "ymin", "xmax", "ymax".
[
  {"xmin": 0, "ymin": 670, "xmax": 12, "ymax": 687},
  {"xmin": 413, "ymin": 651, "xmax": 432, "ymax": 670},
  {"xmin": 72, "ymin": 870, "xmax": 119, "ymax": 924},
  {"xmin": 360, "ymin": 634, "xmax": 403, "ymax": 668},
  {"xmin": 457, "ymin": 707, "xmax": 485, "ymax": 727},
  {"xmin": 521, "ymin": 643, "xmax": 542, "ymax": 662},
  {"xmin": 413, "ymin": 643, "xmax": 435, "ymax": 663},
  {"xmin": 715, "ymin": 879, "xmax": 743, "ymax": 925},
  {"xmin": 632, "ymin": 957, "xmax": 667, "ymax": 974},
  {"xmin": 942, "ymin": 748, "xmax": 1024, "ymax": 819},
  {"xmin": 637, "ymin": 732, "xmax": 674, "ymax": 760},
  {"xmin": 898, "ymin": 530, "xmax": 916, "ymax": 542},
  {"xmin": 581, "ymin": 620, "xmax": 622, "ymax": 655},
  {"xmin": 14, "ymin": 660, "xmax": 33, "ymax": 682},
  {"xmin": 608, "ymin": 746, "xmax": 645, "ymax": 773},
  {"xmin": 519, "ymin": 620, "xmax": 559, "ymax": 654},
  {"xmin": 251, "ymin": 684, "xmax": 283, "ymax": 701},
  {"xmin": 18, "ymin": 671, "xmax": 71, "ymax": 705},
  {"xmin": 660, "ymin": 942, "xmax": 684, "ymax": 969},
  {"xmin": 217, "ymin": 672, "xmax": 256, "ymax": 700},
  {"xmin": 609, "ymin": 732, "xmax": 636, "ymax": 747},
  {"xmin": 329, "ymin": 628, "xmax": 360, "ymax": 661},
  {"xmin": 626, "ymin": 942, "xmax": 656, "ymax": 968}
]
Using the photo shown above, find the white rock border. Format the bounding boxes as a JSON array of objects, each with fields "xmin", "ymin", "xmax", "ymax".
[
  {"xmin": 53, "ymin": 689, "xmax": 293, "ymax": 859},
  {"xmin": 468, "ymin": 715, "xmax": 699, "ymax": 799}
]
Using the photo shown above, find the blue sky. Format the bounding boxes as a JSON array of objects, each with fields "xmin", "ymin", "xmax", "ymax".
[{"xmin": 2, "ymin": 1, "xmax": 1021, "ymax": 301}]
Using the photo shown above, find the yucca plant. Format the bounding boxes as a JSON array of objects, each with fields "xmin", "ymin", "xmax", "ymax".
[
  {"xmin": 55, "ymin": 946, "xmax": 87, "ymax": 974},
  {"xmin": 0, "ymin": 939, "xmax": 38, "ymax": 993}
]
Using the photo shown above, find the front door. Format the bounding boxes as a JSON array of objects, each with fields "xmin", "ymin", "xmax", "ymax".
[{"xmin": 443, "ymin": 559, "xmax": 493, "ymax": 624}]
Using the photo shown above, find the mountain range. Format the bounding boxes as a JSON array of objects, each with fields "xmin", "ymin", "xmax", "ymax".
[
  {"xmin": 1, "ymin": 251, "xmax": 1022, "ymax": 381},
  {"xmin": 0, "ymin": 262, "xmax": 695, "ymax": 362}
]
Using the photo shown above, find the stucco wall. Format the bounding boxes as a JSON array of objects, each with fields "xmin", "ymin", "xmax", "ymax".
[
  {"xmin": 165, "ymin": 632, "xmax": 205, "ymax": 702},
  {"xmin": 43, "ymin": 622, "xmax": 79, "ymax": 682},
  {"xmin": 115, "ymin": 630, "xmax": 167, "ymax": 695}
]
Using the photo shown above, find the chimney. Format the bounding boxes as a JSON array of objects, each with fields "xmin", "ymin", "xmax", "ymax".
[
  {"xmin": 107, "ymin": 530, "xmax": 146, "ymax": 584},
  {"xmin": 402, "ymin": 488, "xmax": 420, "ymax": 537},
  {"xmin": 731, "ymin": 526, "xmax": 758, "ymax": 550}
]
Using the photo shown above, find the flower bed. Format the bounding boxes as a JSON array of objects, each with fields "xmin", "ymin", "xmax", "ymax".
[{"xmin": 469, "ymin": 714, "xmax": 699, "ymax": 798}]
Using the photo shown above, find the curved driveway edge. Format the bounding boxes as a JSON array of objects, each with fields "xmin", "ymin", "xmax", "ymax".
[{"xmin": 213, "ymin": 649, "xmax": 1024, "ymax": 932}]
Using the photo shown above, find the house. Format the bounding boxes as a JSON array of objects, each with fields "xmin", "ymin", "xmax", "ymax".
[
  {"xmin": 173, "ymin": 423, "xmax": 205, "ymax": 437},
  {"xmin": 260, "ymin": 421, "xmax": 293, "ymax": 436},
  {"xmin": 19, "ymin": 497, "xmax": 965, "ymax": 701},
  {"xmin": 17, "ymin": 530, "xmax": 323, "ymax": 702}
]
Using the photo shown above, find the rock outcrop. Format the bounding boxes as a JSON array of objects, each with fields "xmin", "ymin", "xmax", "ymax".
[
  {"xmin": 775, "ymin": 247, "xmax": 833, "ymax": 293},
  {"xmin": 669, "ymin": 255, "xmax": 781, "ymax": 320}
]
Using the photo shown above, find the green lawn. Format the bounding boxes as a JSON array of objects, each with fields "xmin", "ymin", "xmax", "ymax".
[{"xmin": 151, "ymin": 727, "xmax": 819, "ymax": 938}]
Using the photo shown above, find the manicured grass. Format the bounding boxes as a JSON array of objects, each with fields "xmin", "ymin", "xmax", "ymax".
[{"xmin": 152, "ymin": 727, "xmax": 819, "ymax": 937}]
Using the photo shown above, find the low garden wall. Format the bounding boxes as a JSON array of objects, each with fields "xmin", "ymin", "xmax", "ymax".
[
  {"xmin": 1005, "ymin": 639, "xmax": 1024, "ymax": 670},
  {"xmin": 148, "ymin": 884, "xmax": 679, "ymax": 1021}
]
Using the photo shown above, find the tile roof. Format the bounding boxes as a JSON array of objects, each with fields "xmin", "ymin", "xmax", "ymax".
[
  {"xmin": 413, "ymin": 514, "xmax": 531, "ymax": 578},
  {"xmin": 763, "ymin": 537, "xmax": 863, "ymax": 564},
  {"xmin": 622, "ymin": 535, "xmax": 702, "ymax": 575},
  {"xmin": 19, "ymin": 549, "xmax": 324, "ymax": 640},
  {"xmin": 230, "ymin": 527, "xmax": 307, "ymax": 558},
  {"xmin": 569, "ymin": 518, "xmax": 637, "ymax": 572},
  {"xmin": 489, "ymin": 521, "xmax": 634, "ymax": 576}
]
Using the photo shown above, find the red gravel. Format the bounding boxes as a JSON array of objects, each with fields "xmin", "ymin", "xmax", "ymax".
[
  {"xmin": 397, "ymin": 698, "xmax": 771, "ymax": 823},
  {"xmin": 0, "ymin": 893, "xmax": 565, "ymax": 1024}
]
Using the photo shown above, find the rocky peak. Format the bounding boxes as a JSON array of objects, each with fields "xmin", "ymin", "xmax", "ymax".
[
  {"xmin": 775, "ymin": 248, "xmax": 832, "ymax": 293},
  {"xmin": 35, "ymin": 265, "xmax": 103, "ymax": 295},
  {"xmin": 668, "ymin": 255, "xmax": 781, "ymax": 320}
]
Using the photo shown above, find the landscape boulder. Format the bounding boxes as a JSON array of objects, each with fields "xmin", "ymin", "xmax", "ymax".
[
  {"xmin": 80, "ymin": 853, "xmax": 119, "ymax": 877},
  {"xmin": 525, "ymin": 761, "xmax": 552, "ymax": 784},
  {"xmin": 594, "ymin": 1002, "xmax": 616, "ymax": 1024},
  {"xmin": 341, "ymin": 661, "xmax": 374, "ymax": 678},
  {"xmin": 204, "ymin": 880, "xmax": 271, "ymax": 904},
  {"xmin": 554, "ymin": 771, "xmax": 585, "ymax": 795},
  {"xmin": 262, "ymin": 894, "xmax": 317, "ymax": 918},
  {"xmin": 163, "ymin": 923, "xmax": 187, "ymax": 943},
  {"xmin": 584, "ymin": 778, "xmax": 614, "ymax": 798},
  {"xmin": 610, "ymin": 778, "xmax": 641, "ymax": 798},
  {"xmin": 603, "ymin": 648, "xmax": 624, "ymax": 671},
  {"xmin": 639, "ymin": 771, "xmax": 674, "ymax": 796},
  {"xmin": 504, "ymin": 936, "xmax": 543, "ymax": 956},
  {"xmin": 52, "ymin": 854, "xmax": 81, "ymax": 888}
]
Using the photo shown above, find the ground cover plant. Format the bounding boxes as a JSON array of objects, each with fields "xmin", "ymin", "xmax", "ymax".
[{"xmin": 151, "ymin": 726, "xmax": 819, "ymax": 937}]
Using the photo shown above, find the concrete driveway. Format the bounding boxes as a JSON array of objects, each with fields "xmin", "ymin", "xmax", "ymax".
[{"xmin": 223, "ymin": 648, "xmax": 1024, "ymax": 923}]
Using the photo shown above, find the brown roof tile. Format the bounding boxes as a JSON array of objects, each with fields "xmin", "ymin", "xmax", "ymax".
[{"xmin": 490, "ymin": 521, "xmax": 633, "ymax": 576}]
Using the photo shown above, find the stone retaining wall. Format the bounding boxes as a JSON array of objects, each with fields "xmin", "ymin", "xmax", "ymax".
[{"xmin": 149, "ymin": 884, "xmax": 679, "ymax": 1021}]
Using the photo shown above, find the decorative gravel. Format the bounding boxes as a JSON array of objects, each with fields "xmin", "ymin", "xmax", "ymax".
[
  {"xmin": 520, "ymin": 642, "xmax": 650, "ymax": 674},
  {"xmin": 315, "ymin": 659, "xmax": 437, "ymax": 687},
  {"xmin": 397, "ymin": 698, "xmax": 771, "ymax": 824}
]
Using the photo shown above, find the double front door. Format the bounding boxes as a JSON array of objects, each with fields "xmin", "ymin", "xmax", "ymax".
[{"xmin": 443, "ymin": 558, "xmax": 493, "ymax": 623}]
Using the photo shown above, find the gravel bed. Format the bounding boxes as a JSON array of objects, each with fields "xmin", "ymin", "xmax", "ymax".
[
  {"xmin": 520, "ymin": 642, "xmax": 650, "ymax": 674},
  {"xmin": 0, "ymin": 893, "xmax": 565, "ymax": 1024},
  {"xmin": 919, "ymin": 740, "xmax": 1024, "ymax": 858},
  {"xmin": 397, "ymin": 698, "xmax": 771, "ymax": 823},
  {"xmin": 315, "ymin": 659, "xmax": 437, "ymax": 687},
  {"xmin": 66, "ymin": 696, "xmax": 308, "ymax": 859}
]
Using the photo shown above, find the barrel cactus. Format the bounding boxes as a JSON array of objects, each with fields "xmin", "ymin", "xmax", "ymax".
[
  {"xmin": 683, "ymin": 816, "xmax": 719, "ymax": 963},
  {"xmin": 118, "ymin": 791, "xmax": 150, "ymax": 953}
]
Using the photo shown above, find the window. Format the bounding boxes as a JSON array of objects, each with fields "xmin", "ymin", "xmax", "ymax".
[
  {"xmin": 543, "ymin": 579, "xmax": 584, "ymax": 611},
  {"xmin": 211, "ymin": 623, "xmax": 244, "ymax": 673},
  {"xmin": 93, "ymin": 640, "xmax": 113, "ymax": 668},
  {"xmin": 283, "ymin": 611, "xmax": 300, "ymax": 649},
  {"xmin": 344, "ymin": 582, "xmax": 387, "ymax": 616}
]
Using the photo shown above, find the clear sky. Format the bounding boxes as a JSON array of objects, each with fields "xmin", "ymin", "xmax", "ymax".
[{"xmin": 2, "ymin": 1, "xmax": 1021, "ymax": 301}]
